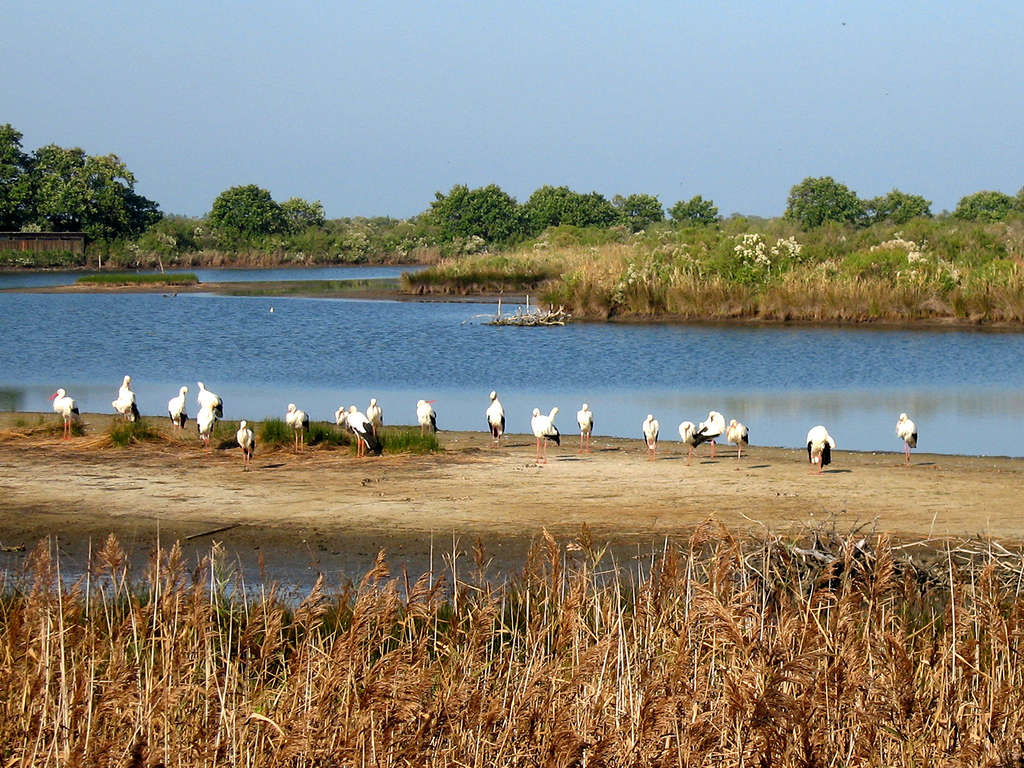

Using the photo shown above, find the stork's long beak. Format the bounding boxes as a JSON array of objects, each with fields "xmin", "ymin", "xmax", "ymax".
[{"xmin": 50, "ymin": 392, "xmax": 59, "ymax": 400}]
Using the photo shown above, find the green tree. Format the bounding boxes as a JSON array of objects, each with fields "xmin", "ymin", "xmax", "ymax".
[
  {"xmin": 669, "ymin": 195, "xmax": 721, "ymax": 226},
  {"xmin": 429, "ymin": 184, "xmax": 524, "ymax": 243},
  {"xmin": 209, "ymin": 184, "xmax": 284, "ymax": 236},
  {"xmin": 522, "ymin": 185, "xmax": 618, "ymax": 234},
  {"xmin": 863, "ymin": 189, "xmax": 932, "ymax": 225},
  {"xmin": 0, "ymin": 123, "xmax": 33, "ymax": 230},
  {"xmin": 784, "ymin": 176, "xmax": 865, "ymax": 229},
  {"xmin": 954, "ymin": 190, "xmax": 1016, "ymax": 222},
  {"xmin": 280, "ymin": 197, "xmax": 326, "ymax": 232},
  {"xmin": 613, "ymin": 193, "xmax": 664, "ymax": 231}
]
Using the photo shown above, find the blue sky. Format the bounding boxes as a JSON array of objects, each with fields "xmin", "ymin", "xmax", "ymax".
[{"xmin": 6, "ymin": 1, "xmax": 1022, "ymax": 219}]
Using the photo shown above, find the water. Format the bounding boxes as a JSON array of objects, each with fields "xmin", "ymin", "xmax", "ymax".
[
  {"xmin": 0, "ymin": 264, "xmax": 419, "ymax": 289},
  {"xmin": 3, "ymin": 288, "xmax": 1024, "ymax": 456}
]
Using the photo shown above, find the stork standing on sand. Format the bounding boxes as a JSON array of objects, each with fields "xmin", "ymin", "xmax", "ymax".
[
  {"xmin": 197, "ymin": 403, "xmax": 218, "ymax": 449},
  {"xmin": 678, "ymin": 421, "xmax": 698, "ymax": 464},
  {"xmin": 167, "ymin": 386, "xmax": 188, "ymax": 429},
  {"xmin": 806, "ymin": 425, "xmax": 836, "ymax": 474},
  {"xmin": 486, "ymin": 391, "xmax": 505, "ymax": 446},
  {"xmin": 196, "ymin": 382, "xmax": 223, "ymax": 418},
  {"xmin": 531, "ymin": 407, "xmax": 560, "ymax": 463},
  {"xmin": 50, "ymin": 388, "xmax": 79, "ymax": 440},
  {"xmin": 366, "ymin": 398, "xmax": 383, "ymax": 436},
  {"xmin": 236, "ymin": 420, "xmax": 255, "ymax": 470},
  {"xmin": 285, "ymin": 403, "xmax": 310, "ymax": 452},
  {"xmin": 694, "ymin": 410, "xmax": 726, "ymax": 458},
  {"xmin": 112, "ymin": 375, "xmax": 139, "ymax": 422},
  {"xmin": 642, "ymin": 414, "xmax": 659, "ymax": 460},
  {"xmin": 347, "ymin": 405, "xmax": 383, "ymax": 457},
  {"xmin": 896, "ymin": 413, "xmax": 918, "ymax": 466},
  {"xmin": 417, "ymin": 400, "xmax": 437, "ymax": 435},
  {"xmin": 727, "ymin": 419, "xmax": 749, "ymax": 459},
  {"xmin": 576, "ymin": 404, "xmax": 594, "ymax": 453}
]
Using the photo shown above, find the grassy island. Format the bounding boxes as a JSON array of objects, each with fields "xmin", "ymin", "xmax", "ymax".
[{"xmin": 75, "ymin": 272, "xmax": 200, "ymax": 287}]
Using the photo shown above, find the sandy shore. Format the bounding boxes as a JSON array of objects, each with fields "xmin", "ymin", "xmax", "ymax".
[{"xmin": 1, "ymin": 412, "xmax": 1021, "ymax": 589}]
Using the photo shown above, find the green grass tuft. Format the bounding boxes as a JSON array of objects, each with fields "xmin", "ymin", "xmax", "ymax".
[
  {"xmin": 107, "ymin": 419, "xmax": 159, "ymax": 447},
  {"xmin": 258, "ymin": 418, "xmax": 292, "ymax": 447},
  {"xmin": 379, "ymin": 426, "xmax": 439, "ymax": 454}
]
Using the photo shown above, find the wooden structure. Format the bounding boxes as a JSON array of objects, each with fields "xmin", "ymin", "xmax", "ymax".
[
  {"xmin": 0, "ymin": 232, "xmax": 86, "ymax": 254},
  {"xmin": 469, "ymin": 296, "xmax": 573, "ymax": 327}
]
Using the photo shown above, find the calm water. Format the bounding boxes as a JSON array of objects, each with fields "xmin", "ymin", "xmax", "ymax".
[
  {"xmin": 2, "ymin": 288, "xmax": 1024, "ymax": 456},
  {"xmin": 0, "ymin": 264, "xmax": 419, "ymax": 289}
]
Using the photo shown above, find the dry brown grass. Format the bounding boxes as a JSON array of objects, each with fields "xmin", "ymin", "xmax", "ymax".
[{"xmin": 3, "ymin": 524, "xmax": 1024, "ymax": 766}]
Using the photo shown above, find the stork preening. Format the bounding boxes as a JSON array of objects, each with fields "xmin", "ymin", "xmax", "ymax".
[
  {"xmin": 366, "ymin": 398, "xmax": 383, "ymax": 436},
  {"xmin": 334, "ymin": 405, "xmax": 348, "ymax": 427},
  {"xmin": 806, "ymin": 425, "xmax": 836, "ymax": 474},
  {"xmin": 346, "ymin": 405, "xmax": 383, "ymax": 457},
  {"xmin": 531, "ymin": 407, "xmax": 560, "ymax": 463},
  {"xmin": 576, "ymin": 403, "xmax": 594, "ymax": 453},
  {"xmin": 196, "ymin": 382, "xmax": 223, "ymax": 419},
  {"xmin": 896, "ymin": 413, "xmax": 918, "ymax": 466},
  {"xmin": 285, "ymin": 403, "xmax": 310, "ymax": 452},
  {"xmin": 678, "ymin": 421, "xmax": 698, "ymax": 464},
  {"xmin": 486, "ymin": 391, "xmax": 505, "ymax": 446},
  {"xmin": 417, "ymin": 400, "xmax": 437, "ymax": 435},
  {"xmin": 642, "ymin": 414, "xmax": 659, "ymax": 460},
  {"xmin": 236, "ymin": 420, "xmax": 255, "ymax": 470},
  {"xmin": 167, "ymin": 386, "xmax": 188, "ymax": 429},
  {"xmin": 197, "ymin": 403, "xmax": 218, "ymax": 449},
  {"xmin": 727, "ymin": 419, "xmax": 749, "ymax": 460},
  {"xmin": 50, "ymin": 388, "xmax": 79, "ymax": 440},
  {"xmin": 694, "ymin": 410, "xmax": 726, "ymax": 458},
  {"xmin": 112, "ymin": 375, "xmax": 139, "ymax": 422}
]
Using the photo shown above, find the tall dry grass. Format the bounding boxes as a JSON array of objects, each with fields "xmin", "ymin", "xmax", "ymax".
[{"xmin": 3, "ymin": 523, "xmax": 1024, "ymax": 766}]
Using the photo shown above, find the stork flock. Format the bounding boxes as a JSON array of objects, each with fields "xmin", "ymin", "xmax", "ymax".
[{"xmin": 49, "ymin": 379, "xmax": 920, "ymax": 474}]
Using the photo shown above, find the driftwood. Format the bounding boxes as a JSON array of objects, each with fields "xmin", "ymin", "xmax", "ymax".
[{"xmin": 469, "ymin": 296, "xmax": 573, "ymax": 327}]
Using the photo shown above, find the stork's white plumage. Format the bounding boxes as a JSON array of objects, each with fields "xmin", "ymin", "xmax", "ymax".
[
  {"xmin": 197, "ymin": 403, "xmax": 218, "ymax": 449},
  {"xmin": 531, "ymin": 407, "xmax": 560, "ymax": 463},
  {"xmin": 806, "ymin": 425, "xmax": 836, "ymax": 474},
  {"xmin": 485, "ymin": 391, "xmax": 505, "ymax": 446},
  {"xmin": 112, "ymin": 375, "xmax": 139, "ymax": 422},
  {"xmin": 727, "ymin": 419, "xmax": 749, "ymax": 460},
  {"xmin": 334, "ymin": 406, "xmax": 348, "ymax": 427},
  {"xmin": 346, "ymin": 405, "xmax": 383, "ymax": 457},
  {"xmin": 694, "ymin": 410, "xmax": 726, "ymax": 458},
  {"xmin": 896, "ymin": 412, "xmax": 918, "ymax": 466},
  {"xmin": 196, "ymin": 381, "xmax": 223, "ymax": 418},
  {"xmin": 366, "ymin": 398, "xmax": 383, "ymax": 436},
  {"xmin": 417, "ymin": 400, "xmax": 437, "ymax": 435},
  {"xmin": 642, "ymin": 414, "xmax": 660, "ymax": 460},
  {"xmin": 285, "ymin": 403, "xmax": 310, "ymax": 452},
  {"xmin": 50, "ymin": 388, "xmax": 79, "ymax": 440},
  {"xmin": 678, "ymin": 421, "xmax": 698, "ymax": 464},
  {"xmin": 167, "ymin": 386, "xmax": 188, "ymax": 429},
  {"xmin": 236, "ymin": 420, "xmax": 255, "ymax": 470},
  {"xmin": 576, "ymin": 403, "xmax": 594, "ymax": 453}
]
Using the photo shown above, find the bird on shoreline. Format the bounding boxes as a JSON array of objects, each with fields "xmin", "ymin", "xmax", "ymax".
[
  {"xmin": 694, "ymin": 410, "xmax": 725, "ymax": 458},
  {"xmin": 642, "ymin": 414, "xmax": 659, "ymax": 460},
  {"xmin": 486, "ymin": 391, "xmax": 505, "ymax": 446},
  {"xmin": 531, "ymin": 406, "xmax": 560, "ymax": 463},
  {"xmin": 577, "ymin": 403, "xmax": 594, "ymax": 453},
  {"xmin": 896, "ymin": 413, "xmax": 918, "ymax": 466},
  {"xmin": 346, "ymin": 405, "xmax": 383, "ymax": 457},
  {"xmin": 167, "ymin": 386, "xmax": 188, "ymax": 429},
  {"xmin": 286, "ymin": 403, "xmax": 310, "ymax": 452},
  {"xmin": 727, "ymin": 419, "xmax": 749, "ymax": 460},
  {"xmin": 678, "ymin": 421, "xmax": 699, "ymax": 464},
  {"xmin": 236, "ymin": 420, "xmax": 255, "ymax": 469},
  {"xmin": 367, "ymin": 398, "xmax": 383, "ymax": 436},
  {"xmin": 112, "ymin": 375, "xmax": 139, "ymax": 422},
  {"xmin": 417, "ymin": 400, "xmax": 437, "ymax": 435},
  {"xmin": 806, "ymin": 425, "xmax": 836, "ymax": 474},
  {"xmin": 197, "ymin": 403, "xmax": 218, "ymax": 449},
  {"xmin": 197, "ymin": 381, "xmax": 223, "ymax": 419},
  {"xmin": 50, "ymin": 388, "xmax": 79, "ymax": 440}
]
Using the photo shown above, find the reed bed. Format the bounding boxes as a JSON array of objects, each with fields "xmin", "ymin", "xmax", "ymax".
[
  {"xmin": 3, "ymin": 522, "xmax": 1024, "ymax": 766},
  {"xmin": 75, "ymin": 273, "xmax": 200, "ymax": 286}
]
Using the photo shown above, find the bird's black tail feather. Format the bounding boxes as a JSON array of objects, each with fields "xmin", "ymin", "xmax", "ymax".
[{"xmin": 129, "ymin": 402, "xmax": 140, "ymax": 422}]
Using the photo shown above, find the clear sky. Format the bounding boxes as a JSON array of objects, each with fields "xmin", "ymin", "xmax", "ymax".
[{"xmin": 6, "ymin": 1, "xmax": 1022, "ymax": 219}]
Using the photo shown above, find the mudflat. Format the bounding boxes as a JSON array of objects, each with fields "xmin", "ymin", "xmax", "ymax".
[{"xmin": 1, "ymin": 412, "xmax": 1021, "ymax": 587}]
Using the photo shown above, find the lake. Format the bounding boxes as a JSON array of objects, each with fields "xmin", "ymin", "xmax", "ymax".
[{"xmin": 2, "ymin": 283, "xmax": 1023, "ymax": 456}]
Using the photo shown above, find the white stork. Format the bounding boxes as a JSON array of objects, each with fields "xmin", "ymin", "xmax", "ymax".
[
  {"xmin": 727, "ymin": 419, "xmax": 749, "ymax": 459},
  {"xmin": 486, "ymin": 391, "xmax": 505, "ymax": 446},
  {"xmin": 896, "ymin": 413, "xmax": 918, "ymax": 466},
  {"xmin": 236, "ymin": 420, "xmax": 255, "ymax": 470},
  {"xmin": 642, "ymin": 414, "xmax": 660, "ymax": 460},
  {"xmin": 197, "ymin": 403, "xmax": 218, "ymax": 449},
  {"xmin": 50, "ymin": 388, "xmax": 79, "ymax": 440},
  {"xmin": 112, "ymin": 375, "xmax": 139, "ymax": 422},
  {"xmin": 367, "ymin": 398, "xmax": 383, "ymax": 436},
  {"xmin": 167, "ymin": 386, "xmax": 188, "ymax": 429},
  {"xmin": 417, "ymin": 400, "xmax": 437, "ymax": 435},
  {"xmin": 694, "ymin": 410, "xmax": 726, "ymax": 458},
  {"xmin": 678, "ymin": 421, "xmax": 699, "ymax": 464},
  {"xmin": 531, "ymin": 407, "xmax": 560, "ymax": 463},
  {"xmin": 334, "ymin": 405, "xmax": 349, "ymax": 427},
  {"xmin": 285, "ymin": 403, "xmax": 310, "ymax": 452},
  {"xmin": 806, "ymin": 425, "xmax": 836, "ymax": 474},
  {"xmin": 196, "ymin": 381, "xmax": 223, "ymax": 418},
  {"xmin": 576, "ymin": 403, "xmax": 594, "ymax": 453},
  {"xmin": 347, "ymin": 405, "xmax": 383, "ymax": 457}
]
